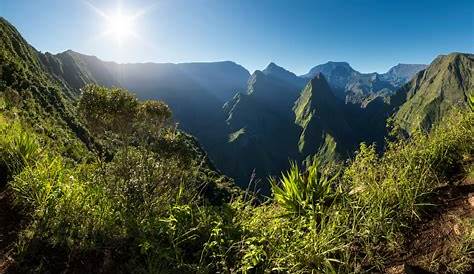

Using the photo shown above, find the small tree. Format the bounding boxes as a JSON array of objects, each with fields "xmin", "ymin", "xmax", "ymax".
[
  {"xmin": 78, "ymin": 84, "xmax": 172, "ymax": 146},
  {"xmin": 78, "ymin": 84, "xmax": 138, "ymax": 138},
  {"xmin": 136, "ymin": 100, "xmax": 172, "ymax": 140},
  {"xmin": 3, "ymin": 86, "xmax": 22, "ymax": 109}
]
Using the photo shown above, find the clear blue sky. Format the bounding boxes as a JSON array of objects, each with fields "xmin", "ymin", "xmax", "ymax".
[{"xmin": 1, "ymin": 0, "xmax": 473, "ymax": 74}]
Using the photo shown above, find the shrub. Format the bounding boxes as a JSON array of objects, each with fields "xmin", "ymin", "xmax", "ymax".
[
  {"xmin": 236, "ymin": 201, "xmax": 351, "ymax": 273},
  {"xmin": 78, "ymin": 84, "xmax": 138, "ymax": 138},
  {"xmin": 10, "ymin": 156, "xmax": 118, "ymax": 249},
  {"xmin": 78, "ymin": 85, "xmax": 171, "ymax": 145},
  {"xmin": 270, "ymin": 159, "xmax": 341, "ymax": 215}
]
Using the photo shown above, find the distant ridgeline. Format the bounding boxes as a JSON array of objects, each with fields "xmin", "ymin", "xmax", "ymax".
[{"xmin": 2, "ymin": 16, "xmax": 472, "ymax": 191}]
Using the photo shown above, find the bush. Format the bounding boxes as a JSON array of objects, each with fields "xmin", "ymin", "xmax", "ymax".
[{"xmin": 78, "ymin": 85, "xmax": 171, "ymax": 145}]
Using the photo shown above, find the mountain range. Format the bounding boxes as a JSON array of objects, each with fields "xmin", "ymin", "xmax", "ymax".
[{"xmin": 1, "ymin": 17, "xmax": 472, "ymax": 190}]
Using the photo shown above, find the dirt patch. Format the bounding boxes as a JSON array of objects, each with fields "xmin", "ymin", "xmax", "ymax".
[{"xmin": 385, "ymin": 179, "xmax": 474, "ymax": 274}]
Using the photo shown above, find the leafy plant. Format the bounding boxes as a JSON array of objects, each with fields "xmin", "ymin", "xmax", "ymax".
[
  {"xmin": 271, "ymin": 159, "xmax": 340, "ymax": 215},
  {"xmin": 0, "ymin": 121, "xmax": 40, "ymax": 184},
  {"xmin": 78, "ymin": 84, "xmax": 171, "ymax": 145}
]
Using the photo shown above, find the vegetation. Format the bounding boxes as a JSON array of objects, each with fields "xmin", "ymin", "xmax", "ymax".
[
  {"xmin": 2, "ymin": 80, "xmax": 472, "ymax": 272},
  {"xmin": 1, "ymin": 16, "xmax": 473, "ymax": 274},
  {"xmin": 393, "ymin": 53, "xmax": 473, "ymax": 135}
]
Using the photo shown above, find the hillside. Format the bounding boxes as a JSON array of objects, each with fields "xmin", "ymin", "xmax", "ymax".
[
  {"xmin": 293, "ymin": 73, "xmax": 355, "ymax": 159},
  {"xmin": 0, "ymin": 18, "xmax": 95, "ymax": 157},
  {"xmin": 37, "ymin": 50, "xmax": 250, "ymax": 168},
  {"xmin": 392, "ymin": 53, "xmax": 473, "ymax": 135}
]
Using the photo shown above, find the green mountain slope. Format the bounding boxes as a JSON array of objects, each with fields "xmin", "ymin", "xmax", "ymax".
[
  {"xmin": 0, "ymin": 18, "xmax": 95, "ymax": 156},
  {"xmin": 294, "ymin": 73, "xmax": 355, "ymax": 159},
  {"xmin": 0, "ymin": 16, "xmax": 233, "ymax": 196},
  {"xmin": 393, "ymin": 53, "xmax": 473, "ymax": 134},
  {"xmin": 39, "ymin": 50, "xmax": 120, "ymax": 92}
]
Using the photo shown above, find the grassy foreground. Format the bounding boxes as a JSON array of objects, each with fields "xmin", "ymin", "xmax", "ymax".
[{"xmin": 1, "ymin": 86, "xmax": 473, "ymax": 273}]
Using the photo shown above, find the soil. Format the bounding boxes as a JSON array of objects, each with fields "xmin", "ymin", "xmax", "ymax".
[{"xmin": 385, "ymin": 178, "xmax": 474, "ymax": 274}]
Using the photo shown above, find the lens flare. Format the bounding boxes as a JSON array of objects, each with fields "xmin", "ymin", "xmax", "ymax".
[
  {"xmin": 106, "ymin": 9, "xmax": 134, "ymax": 43},
  {"xmin": 85, "ymin": 1, "xmax": 156, "ymax": 46}
]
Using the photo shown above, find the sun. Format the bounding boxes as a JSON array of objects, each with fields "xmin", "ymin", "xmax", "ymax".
[
  {"xmin": 105, "ymin": 9, "xmax": 135, "ymax": 43},
  {"xmin": 85, "ymin": 1, "xmax": 157, "ymax": 48},
  {"xmin": 85, "ymin": 1, "xmax": 151, "ymax": 45}
]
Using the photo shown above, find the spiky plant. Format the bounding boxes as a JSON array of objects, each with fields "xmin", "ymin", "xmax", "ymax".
[
  {"xmin": 270, "ymin": 159, "xmax": 340, "ymax": 215},
  {"xmin": 0, "ymin": 122, "xmax": 40, "ymax": 179}
]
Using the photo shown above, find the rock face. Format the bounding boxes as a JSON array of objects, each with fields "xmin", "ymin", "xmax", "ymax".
[
  {"xmin": 302, "ymin": 61, "xmax": 427, "ymax": 103},
  {"xmin": 381, "ymin": 63, "xmax": 428, "ymax": 86},
  {"xmin": 392, "ymin": 53, "xmax": 473, "ymax": 134}
]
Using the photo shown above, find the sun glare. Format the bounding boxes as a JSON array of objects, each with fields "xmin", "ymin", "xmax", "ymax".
[
  {"xmin": 106, "ymin": 10, "xmax": 134, "ymax": 43},
  {"xmin": 85, "ymin": 1, "xmax": 155, "ymax": 46}
]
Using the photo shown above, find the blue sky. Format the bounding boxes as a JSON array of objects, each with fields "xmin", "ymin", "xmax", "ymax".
[{"xmin": 1, "ymin": 0, "xmax": 473, "ymax": 74}]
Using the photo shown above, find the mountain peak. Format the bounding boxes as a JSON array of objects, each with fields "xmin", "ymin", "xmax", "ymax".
[
  {"xmin": 262, "ymin": 62, "xmax": 289, "ymax": 74},
  {"xmin": 302, "ymin": 61, "xmax": 356, "ymax": 80},
  {"xmin": 307, "ymin": 73, "xmax": 334, "ymax": 98},
  {"xmin": 261, "ymin": 62, "xmax": 306, "ymax": 88},
  {"xmin": 382, "ymin": 63, "xmax": 427, "ymax": 85},
  {"xmin": 311, "ymin": 72, "xmax": 326, "ymax": 81},
  {"xmin": 265, "ymin": 62, "xmax": 279, "ymax": 69},
  {"xmin": 293, "ymin": 71, "xmax": 352, "ymax": 156},
  {"xmin": 326, "ymin": 61, "xmax": 352, "ymax": 67}
]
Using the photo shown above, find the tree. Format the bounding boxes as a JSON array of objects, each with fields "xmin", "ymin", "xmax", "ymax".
[
  {"xmin": 136, "ymin": 100, "xmax": 172, "ymax": 140},
  {"xmin": 78, "ymin": 84, "xmax": 172, "ymax": 144}
]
